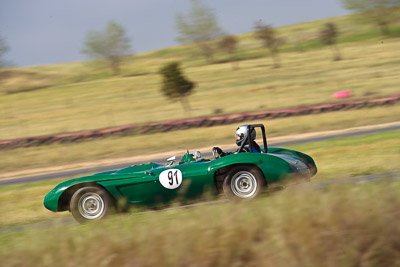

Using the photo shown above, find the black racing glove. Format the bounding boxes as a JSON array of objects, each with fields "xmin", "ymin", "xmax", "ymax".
[
  {"xmin": 213, "ymin": 147, "xmax": 233, "ymax": 157},
  {"xmin": 213, "ymin": 147, "xmax": 223, "ymax": 155}
]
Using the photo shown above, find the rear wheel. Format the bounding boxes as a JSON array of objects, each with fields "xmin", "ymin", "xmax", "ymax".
[
  {"xmin": 223, "ymin": 166, "xmax": 265, "ymax": 200},
  {"xmin": 70, "ymin": 186, "xmax": 111, "ymax": 223}
]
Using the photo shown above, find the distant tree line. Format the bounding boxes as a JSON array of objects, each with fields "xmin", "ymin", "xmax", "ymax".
[{"xmin": 1, "ymin": 0, "xmax": 399, "ymax": 72}]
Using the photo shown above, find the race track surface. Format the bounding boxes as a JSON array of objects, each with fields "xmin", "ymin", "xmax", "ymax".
[{"xmin": 1, "ymin": 124, "xmax": 398, "ymax": 186}]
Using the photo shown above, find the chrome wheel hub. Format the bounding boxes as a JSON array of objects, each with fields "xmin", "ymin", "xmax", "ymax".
[
  {"xmin": 231, "ymin": 171, "xmax": 257, "ymax": 198},
  {"xmin": 78, "ymin": 192, "xmax": 105, "ymax": 219}
]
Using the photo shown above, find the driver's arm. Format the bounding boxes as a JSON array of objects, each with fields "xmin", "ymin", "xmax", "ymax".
[{"xmin": 213, "ymin": 147, "xmax": 233, "ymax": 157}]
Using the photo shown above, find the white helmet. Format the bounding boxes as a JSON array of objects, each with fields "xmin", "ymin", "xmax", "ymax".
[{"xmin": 235, "ymin": 125, "xmax": 256, "ymax": 146}]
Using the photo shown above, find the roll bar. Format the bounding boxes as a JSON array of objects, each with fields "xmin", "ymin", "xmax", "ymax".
[{"xmin": 237, "ymin": 124, "xmax": 268, "ymax": 153}]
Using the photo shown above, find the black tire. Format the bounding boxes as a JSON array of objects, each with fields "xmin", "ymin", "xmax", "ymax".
[
  {"xmin": 70, "ymin": 186, "xmax": 112, "ymax": 223},
  {"xmin": 223, "ymin": 166, "xmax": 266, "ymax": 200}
]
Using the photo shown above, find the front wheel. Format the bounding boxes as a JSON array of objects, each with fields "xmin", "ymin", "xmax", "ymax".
[
  {"xmin": 223, "ymin": 166, "xmax": 265, "ymax": 200},
  {"xmin": 70, "ymin": 186, "xmax": 112, "ymax": 223}
]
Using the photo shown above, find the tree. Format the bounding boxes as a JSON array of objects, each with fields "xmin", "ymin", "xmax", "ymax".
[
  {"xmin": 175, "ymin": 0, "xmax": 223, "ymax": 63},
  {"xmin": 82, "ymin": 21, "xmax": 131, "ymax": 75},
  {"xmin": 159, "ymin": 62, "xmax": 195, "ymax": 112},
  {"xmin": 341, "ymin": 0, "xmax": 400, "ymax": 35},
  {"xmin": 0, "ymin": 34, "xmax": 9, "ymax": 69},
  {"xmin": 254, "ymin": 22, "xmax": 281, "ymax": 68},
  {"xmin": 319, "ymin": 23, "xmax": 341, "ymax": 61},
  {"xmin": 218, "ymin": 35, "xmax": 239, "ymax": 70}
]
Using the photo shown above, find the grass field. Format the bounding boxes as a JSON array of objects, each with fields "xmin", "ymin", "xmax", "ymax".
[
  {"xmin": 0, "ymin": 12, "xmax": 399, "ymax": 140},
  {"xmin": 0, "ymin": 129, "xmax": 399, "ymax": 228},
  {"xmin": 1, "ymin": 180, "xmax": 399, "ymax": 267}
]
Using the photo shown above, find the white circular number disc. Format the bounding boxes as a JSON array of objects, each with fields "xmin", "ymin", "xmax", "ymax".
[{"xmin": 159, "ymin": 169, "xmax": 183, "ymax": 189}]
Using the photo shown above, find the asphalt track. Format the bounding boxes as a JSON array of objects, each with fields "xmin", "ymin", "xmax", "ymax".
[
  {"xmin": 1, "ymin": 124, "xmax": 399, "ymax": 186},
  {"xmin": 1, "ymin": 171, "xmax": 399, "ymax": 233}
]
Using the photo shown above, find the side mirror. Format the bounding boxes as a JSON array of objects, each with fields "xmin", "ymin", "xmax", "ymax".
[{"xmin": 193, "ymin": 151, "xmax": 201, "ymax": 160}]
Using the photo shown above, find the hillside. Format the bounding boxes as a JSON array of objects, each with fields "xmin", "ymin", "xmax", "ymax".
[{"xmin": 0, "ymin": 11, "xmax": 400, "ymax": 140}]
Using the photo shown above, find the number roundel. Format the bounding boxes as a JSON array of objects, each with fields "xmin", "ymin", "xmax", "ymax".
[{"xmin": 159, "ymin": 169, "xmax": 183, "ymax": 189}]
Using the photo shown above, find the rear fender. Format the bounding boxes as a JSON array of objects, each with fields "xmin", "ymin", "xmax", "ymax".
[
  {"xmin": 213, "ymin": 163, "xmax": 265, "ymax": 193},
  {"xmin": 209, "ymin": 153, "xmax": 292, "ymax": 187},
  {"xmin": 268, "ymin": 147, "xmax": 317, "ymax": 176}
]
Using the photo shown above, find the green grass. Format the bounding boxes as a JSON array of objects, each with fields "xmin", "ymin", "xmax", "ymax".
[
  {"xmin": 0, "ymin": 178, "xmax": 70, "ymax": 228},
  {"xmin": 1, "ymin": 105, "xmax": 399, "ymax": 174},
  {"xmin": 0, "ymin": 129, "xmax": 399, "ymax": 228},
  {"xmin": 1, "ymin": 11, "xmax": 400, "ymax": 140},
  {"xmin": 292, "ymin": 130, "xmax": 400, "ymax": 180},
  {"xmin": 1, "ymin": 181, "xmax": 399, "ymax": 266}
]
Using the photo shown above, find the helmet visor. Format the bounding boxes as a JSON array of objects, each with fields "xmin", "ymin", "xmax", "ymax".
[{"xmin": 235, "ymin": 133, "xmax": 244, "ymax": 146}]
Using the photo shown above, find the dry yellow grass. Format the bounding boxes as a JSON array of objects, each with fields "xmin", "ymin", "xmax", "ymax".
[{"xmin": 1, "ymin": 180, "xmax": 399, "ymax": 267}]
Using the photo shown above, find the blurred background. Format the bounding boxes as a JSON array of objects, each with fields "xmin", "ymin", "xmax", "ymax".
[{"xmin": 0, "ymin": 0, "xmax": 399, "ymax": 265}]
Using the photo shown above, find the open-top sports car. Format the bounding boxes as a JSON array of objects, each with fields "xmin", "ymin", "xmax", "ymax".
[{"xmin": 44, "ymin": 124, "xmax": 317, "ymax": 222}]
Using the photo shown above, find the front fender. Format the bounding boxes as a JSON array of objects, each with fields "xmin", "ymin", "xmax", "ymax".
[{"xmin": 43, "ymin": 183, "xmax": 70, "ymax": 212}]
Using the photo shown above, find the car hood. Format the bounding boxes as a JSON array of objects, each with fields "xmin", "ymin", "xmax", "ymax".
[{"xmin": 93, "ymin": 162, "xmax": 163, "ymax": 176}]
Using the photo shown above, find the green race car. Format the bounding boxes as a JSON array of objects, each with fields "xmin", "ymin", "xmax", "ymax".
[{"xmin": 44, "ymin": 124, "xmax": 317, "ymax": 222}]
